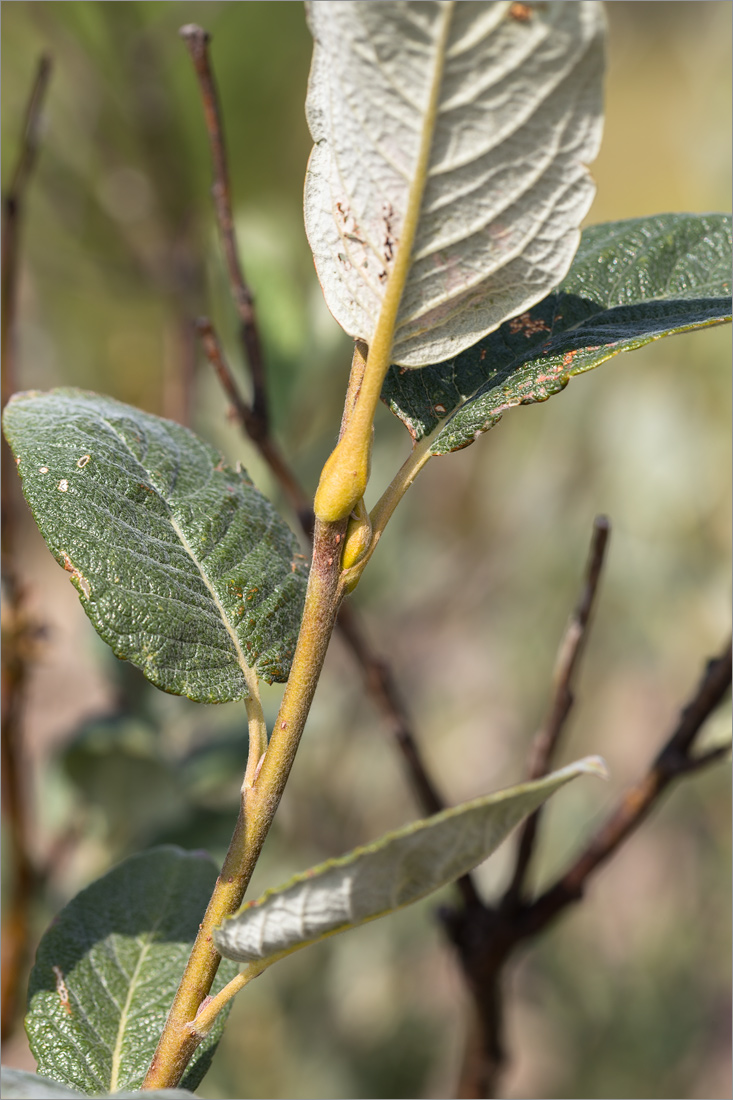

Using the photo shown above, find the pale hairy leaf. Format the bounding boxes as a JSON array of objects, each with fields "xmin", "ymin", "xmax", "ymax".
[
  {"xmin": 214, "ymin": 756, "xmax": 607, "ymax": 962},
  {"xmin": 0, "ymin": 1067, "xmax": 194, "ymax": 1099},
  {"xmin": 2, "ymin": 390, "xmax": 308, "ymax": 703},
  {"xmin": 304, "ymin": 0, "xmax": 604, "ymax": 367}
]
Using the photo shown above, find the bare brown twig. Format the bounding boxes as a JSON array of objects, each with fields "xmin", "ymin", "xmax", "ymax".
[
  {"xmin": 179, "ymin": 24, "xmax": 268, "ymax": 438},
  {"xmin": 504, "ymin": 515, "xmax": 610, "ymax": 908},
  {"xmin": 1, "ymin": 54, "xmax": 53, "ymax": 1040},
  {"xmin": 520, "ymin": 636, "xmax": 732, "ymax": 934},
  {"xmin": 447, "ymin": 629, "xmax": 731, "ymax": 1098}
]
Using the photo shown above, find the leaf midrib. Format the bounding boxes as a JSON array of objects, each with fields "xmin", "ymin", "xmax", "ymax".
[{"xmin": 102, "ymin": 417, "xmax": 258, "ymax": 699}]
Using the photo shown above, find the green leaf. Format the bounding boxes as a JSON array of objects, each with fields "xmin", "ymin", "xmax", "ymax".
[
  {"xmin": 25, "ymin": 847, "xmax": 239, "ymax": 1096},
  {"xmin": 0, "ymin": 1068, "xmax": 85, "ymax": 1099},
  {"xmin": 0, "ymin": 1068, "xmax": 195, "ymax": 1100},
  {"xmin": 381, "ymin": 213, "xmax": 732, "ymax": 454},
  {"xmin": 305, "ymin": 0, "xmax": 604, "ymax": 366},
  {"xmin": 2, "ymin": 389, "xmax": 308, "ymax": 703},
  {"xmin": 214, "ymin": 755, "xmax": 607, "ymax": 963}
]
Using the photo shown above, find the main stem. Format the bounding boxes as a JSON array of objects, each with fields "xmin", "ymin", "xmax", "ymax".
[{"xmin": 142, "ymin": 515, "xmax": 347, "ymax": 1090}]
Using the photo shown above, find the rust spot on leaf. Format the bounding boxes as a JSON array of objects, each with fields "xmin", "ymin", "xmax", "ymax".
[
  {"xmin": 509, "ymin": 2, "xmax": 532, "ymax": 21},
  {"xmin": 52, "ymin": 965, "xmax": 72, "ymax": 1015},
  {"xmin": 509, "ymin": 312, "xmax": 551, "ymax": 338}
]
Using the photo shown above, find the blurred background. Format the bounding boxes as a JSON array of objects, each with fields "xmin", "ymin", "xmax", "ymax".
[{"xmin": 1, "ymin": 3, "xmax": 730, "ymax": 1098}]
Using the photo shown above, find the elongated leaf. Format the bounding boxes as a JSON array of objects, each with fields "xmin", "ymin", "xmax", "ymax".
[
  {"xmin": 0, "ymin": 1069, "xmax": 85, "ymax": 1099},
  {"xmin": 214, "ymin": 756, "xmax": 607, "ymax": 963},
  {"xmin": 2, "ymin": 390, "xmax": 308, "ymax": 703},
  {"xmin": 305, "ymin": 1, "xmax": 604, "ymax": 367},
  {"xmin": 25, "ymin": 848, "xmax": 239, "ymax": 1096},
  {"xmin": 382, "ymin": 212, "xmax": 733, "ymax": 454},
  {"xmin": 0, "ymin": 1067, "xmax": 195, "ymax": 1100}
]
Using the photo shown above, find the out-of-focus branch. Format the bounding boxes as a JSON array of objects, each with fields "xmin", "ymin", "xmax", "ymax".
[
  {"xmin": 179, "ymin": 23, "xmax": 268, "ymax": 438},
  {"xmin": 520, "ymin": 637, "xmax": 731, "ymax": 935},
  {"xmin": 504, "ymin": 515, "xmax": 610, "ymax": 908},
  {"xmin": 194, "ymin": 317, "xmax": 314, "ymax": 536},
  {"xmin": 1, "ymin": 54, "xmax": 53, "ymax": 1040},
  {"xmin": 446, "ymin": 630, "xmax": 731, "ymax": 1099}
]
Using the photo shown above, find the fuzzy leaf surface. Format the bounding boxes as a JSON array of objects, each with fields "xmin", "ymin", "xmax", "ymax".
[
  {"xmin": 382, "ymin": 212, "xmax": 733, "ymax": 453},
  {"xmin": 2, "ymin": 389, "xmax": 308, "ymax": 702},
  {"xmin": 214, "ymin": 756, "xmax": 607, "ymax": 962},
  {"xmin": 0, "ymin": 1068, "xmax": 194, "ymax": 1099},
  {"xmin": 305, "ymin": 0, "xmax": 604, "ymax": 366},
  {"xmin": 25, "ymin": 848, "xmax": 238, "ymax": 1096}
]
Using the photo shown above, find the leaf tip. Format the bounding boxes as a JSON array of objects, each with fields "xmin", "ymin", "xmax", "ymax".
[{"xmin": 575, "ymin": 754, "xmax": 609, "ymax": 781}]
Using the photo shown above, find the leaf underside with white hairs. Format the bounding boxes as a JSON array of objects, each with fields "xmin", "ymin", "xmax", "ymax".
[
  {"xmin": 304, "ymin": 0, "xmax": 605, "ymax": 367},
  {"xmin": 2, "ymin": 390, "xmax": 308, "ymax": 703},
  {"xmin": 0, "ymin": 1067, "xmax": 195, "ymax": 1099},
  {"xmin": 214, "ymin": 755, "xmax": 608, "ymax": 962}
]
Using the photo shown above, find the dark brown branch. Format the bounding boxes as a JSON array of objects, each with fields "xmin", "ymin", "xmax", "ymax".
[
  {"xmin": 519, "ymin": 637, "xmax": 731, "ymax": 938},
  {"xmin": 2, "ymin": 54, "xmax": 52, "ymax": 398},
  {"xmin": 194, "ymin": 317, "xmax": 314, "ymax": 537},
  {"xmin": 444, "ymin": 582, "xmax": 730, "ymax": 1099},
  {"xmin": 504, "ymin": 515, "xmax": 610, "ymax": 907},
  {"xmin": 1, "ymin": 54, "xmax": 53, "ymax": 1040},
  {"xmin": 179, "ymin": 24, "xmax": 269, "ymax": 438}
]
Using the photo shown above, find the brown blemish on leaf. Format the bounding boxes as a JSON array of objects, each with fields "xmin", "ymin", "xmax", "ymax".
[
  {"xmin": 508, "ymin": 312, "xmax": 551, "ymax": 338},
  {"xmin": 52, "ymin": 965, "xmax": 72, "ymax": 1016},
  {"xmin": 57, "ymin": 479, "xmax": 69, "ymax": 492},
  {"xmin": 38, "ymin": 465, "xmax": 49, "ymax": 473},
  {"xmin": 77, "ymin": 454, "xmax": 91, "ymax": 468},
  {"xmin": 509, "ymin": 2, "xmax": 533, "ymax": 22},
  {"xmin": 61, "ymin": 553, "xmax": 91, "ymax": 598}
]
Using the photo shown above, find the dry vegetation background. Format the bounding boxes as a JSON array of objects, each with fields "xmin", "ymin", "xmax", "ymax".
[{"xmin": 2, "ymin": 3, "xmax": 731, "ymax": 1098}]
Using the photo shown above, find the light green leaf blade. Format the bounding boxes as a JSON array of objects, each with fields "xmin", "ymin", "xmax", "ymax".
[
  {"xmin": 382, "ymin": 212, "xmax": 733, "ymax": 453},
  {"xmin": 0, "ymin": 1068, "xmax": 195, "ymax": 1100},
  {"xmin": 0, "ymin": 1068, "xmax": 85, "ymax": 1099},
  {"xmin": 214, "ymin": 756, "xmax": 607, "ymax": 963},
  {"xmin": 304, "ymin": 0, "xmax": 604, "ymax": 367},
  {"xmin": 2, "ymin": 389, "xmax": 308, "ymax": 703},
  {"xmin": 25, "ymin": 848, "xmax": 239, "ymax": 1096}
]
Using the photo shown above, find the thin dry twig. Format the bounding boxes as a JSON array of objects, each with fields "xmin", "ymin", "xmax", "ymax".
[
  {"xmin": 179, "ymin": 23, "xmax": 268, "ymax": 438},
  {"xmin": 1, "ymin": 53, "xmax": 53, "ymax": 1040},
  {"xmin": 504, "ymin": 515, "xmax": 610, "ymax": 907},
  {"xmin": 520, "ymin": 636, "xmax": 731, "ymax": 934},
  {"xmin": 195, "ymin": 317, "xmax": 313, "ymax": 535},
  {"xmin": 445, "ymin": 542, "xmax": 730, "ymax": 1099}
]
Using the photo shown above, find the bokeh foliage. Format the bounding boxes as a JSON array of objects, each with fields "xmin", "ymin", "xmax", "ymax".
[{"xmin": 2, "ymin": 3, "xmax": 731, "ymax": 1098}]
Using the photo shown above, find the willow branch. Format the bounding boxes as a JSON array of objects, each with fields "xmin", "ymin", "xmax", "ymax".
[
  {"xmin": 1, "ymin": 54, "xmax": 53, "ymax": 1040},
  {"xmin": 519, "ymin": 637, "xmax": 731, "ymax": 938},
  {"xmin": 504, "ymin": 515, "xmax": 610, "ymax": 908},
  {"xmin": 179, "ymin": 23, "xmax": 268, "ymax": 436}
]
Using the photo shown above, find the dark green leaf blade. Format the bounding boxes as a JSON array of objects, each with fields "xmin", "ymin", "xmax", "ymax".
[
  {"xmin": 25, "ymin": 847, "xmax": 238, "ymax": 1096},
  {"xmin": 214, "ymin": 756, "xmax": 607, "ymax": 963},
  {"xmin": 381, "ymin": 213, "xmax": 732, "ymax": 455},
  {"xmin": 2, "ymin": 390, "xmax": 308, "ymax": 702}
]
